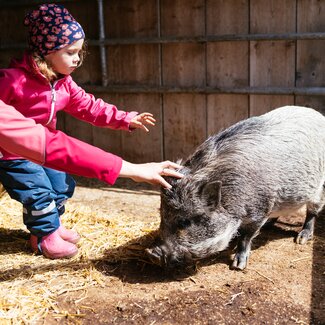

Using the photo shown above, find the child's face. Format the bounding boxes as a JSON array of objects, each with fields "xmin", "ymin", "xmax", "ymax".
[{"xmin": 45, "ymin": 39, "xmax": 84, "ymax": 76}]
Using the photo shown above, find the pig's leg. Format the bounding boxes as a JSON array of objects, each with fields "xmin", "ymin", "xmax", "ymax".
[
  {"xmin": 296, "ymin": 210, "xmax": 315, "ymax": 245},
  {"xmin": 231, "ymin": 222, "xmax": 264, "ymax": 270},
  {"xmin": 263, "ymin": 217, "xmax": 278, "ymax": 227}
]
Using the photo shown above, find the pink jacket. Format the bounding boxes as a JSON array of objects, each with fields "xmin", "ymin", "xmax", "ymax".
[
  {"xmin": 0, "ymin": 52, "xmax": 138, "ymax": 160},
  {"xmin": 0, "ymin": 100, "xmax": 122, "ymax": 185}
]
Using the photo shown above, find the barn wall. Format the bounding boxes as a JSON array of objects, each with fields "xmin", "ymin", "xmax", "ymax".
[{"xmin": 0, "ymin": 0, "xmax": 324, "ymax": 163}]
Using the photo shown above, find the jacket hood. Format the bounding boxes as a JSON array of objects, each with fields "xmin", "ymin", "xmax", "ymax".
[
  {"xmin": 9, "ymin": 51, "xmax": 69, "ymax": 85},
  {"xmin": 10, "ymin": 52, "xmax": 36, "ymax": 72}
]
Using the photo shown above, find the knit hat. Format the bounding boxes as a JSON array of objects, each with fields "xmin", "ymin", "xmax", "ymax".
[{"xmin": 24, "ymin": 3, "xmax": 85, "ymax": 56}]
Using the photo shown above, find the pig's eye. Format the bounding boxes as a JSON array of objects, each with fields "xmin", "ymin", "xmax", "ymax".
[
  {"xmin": 177, "ymin": 218, "xmax": 191, "ymax": 229},
  {"xmin": 192, "ymin": 214, "xmax": 202, "ymax": 225}
]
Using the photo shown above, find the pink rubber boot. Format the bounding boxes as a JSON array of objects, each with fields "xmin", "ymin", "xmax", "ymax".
[
  {"xmin": 30, "ymin": 225, "xmax": 80, "ymax": 249},
  {"xmin": 30, "ymin": 229, "xmax": 78, "ymax": 259},
  {"xmin": 58, "ymin": 225, "xmax": 80, "ymax": 244}
]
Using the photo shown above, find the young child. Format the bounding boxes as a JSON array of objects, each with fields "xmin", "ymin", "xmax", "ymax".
[{"xmin": 0, "ymin": 3, "xmax": 158, "ymax": 259}]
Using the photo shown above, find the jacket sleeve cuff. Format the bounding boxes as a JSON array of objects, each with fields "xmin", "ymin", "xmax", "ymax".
[{"xmin": 122, "ymin": 111, "xmax": 138, "ymax": 131}]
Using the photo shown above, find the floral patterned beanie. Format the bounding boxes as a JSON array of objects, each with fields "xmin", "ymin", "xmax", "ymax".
[{"xmin": 24, "ymin": 3, "xmax": 85, "ymax": 56}]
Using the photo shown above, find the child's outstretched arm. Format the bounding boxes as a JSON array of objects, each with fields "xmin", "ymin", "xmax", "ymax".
[
  {"xmin": 0, "ymin": 101, "xmax": 182, "ymax": 188},
  {"xmin": 129, "ymin": 113, "xmax": 156, "ymax": 132},
  {"xmin": 119, "ymin": 160, "xmax": 183, "ymax": 189},
  {"xmin": 0, "ymin": 100, "xmax": 122, "ymax": 184}
]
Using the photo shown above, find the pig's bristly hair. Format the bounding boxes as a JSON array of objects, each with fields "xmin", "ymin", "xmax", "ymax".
[{"xmin": 162, "ymin": 172, "xmax": 205, "ymax": 213}]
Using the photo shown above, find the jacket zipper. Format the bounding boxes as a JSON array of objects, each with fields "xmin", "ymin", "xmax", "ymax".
[{"xmin": 46, "ymin": 81, "xmax": 57, "ymax": 126}]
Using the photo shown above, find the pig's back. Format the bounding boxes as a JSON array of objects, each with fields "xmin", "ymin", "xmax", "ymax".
[
  {"xmin": 244, "ymin": 106, "xmax": 325, "ymax": 171},
  {"xmin": 208, "ymin": 106, "xmax": 325, "ymax": 209}
]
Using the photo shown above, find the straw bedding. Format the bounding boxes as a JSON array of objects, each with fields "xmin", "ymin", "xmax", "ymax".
[{"xmin": 0, "ymin": 184, "xmax": 160, "ymax": 324}]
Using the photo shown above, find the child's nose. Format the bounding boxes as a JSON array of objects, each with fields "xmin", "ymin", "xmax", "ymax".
[{"xmin": 73, "ymin": 55, "xmax": 80, "ymax": 63}]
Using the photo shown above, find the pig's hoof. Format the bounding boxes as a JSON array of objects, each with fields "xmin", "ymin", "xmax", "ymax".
[
  {"xmin": 145, "ymin": 248, "xmax": 162, "ymax": 266},
  {"xmin": 230, "ymin": 253, "xmax": 247, "ymax": 271},
  {"xmin": 296, "ymin": 229, "xmax": 313, "ymax": 245}
]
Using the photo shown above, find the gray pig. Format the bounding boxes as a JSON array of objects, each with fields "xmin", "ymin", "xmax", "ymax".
[{"xmin": 146, "ymin": 106, "xmax": 325, "ymax": 271}]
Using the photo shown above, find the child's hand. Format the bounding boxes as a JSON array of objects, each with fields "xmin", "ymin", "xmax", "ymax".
[
  {"xmin": 130, "ymin": 113, "xmax": 156, "ymax": 132},
  {"xmin": 119, "ymin": 160, "xmax": 184, "ymax": 189}
]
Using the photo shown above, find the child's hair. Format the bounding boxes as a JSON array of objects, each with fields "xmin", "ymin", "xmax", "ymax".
[{"xmin": 31, "ymin": 41, "xmax": 87, "ymax": 82}]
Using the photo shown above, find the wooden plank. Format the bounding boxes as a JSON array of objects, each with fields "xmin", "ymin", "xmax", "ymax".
[
  {"xmin": 163, "ymin": 94, "xmax": 206, "ymax": 161},
  {"xmin": 73, "ymin": 46, "xmax": 102, "ymax": 85},
  {"xmin": 162, "ymin": 43, "xmax": 205, "ymax": 87},
  {"xmin": 207, "ymin": 0, "xmax": 249, "ymax": 35},
  {"xmin": 250, "ymin": 95, "xmax": 294, "ymax": 116},
  {"xmin": 297, "ymin": 0, "xmax": 325, "ymax": 33},
  {"xmin": 250, "ymin": 0, "xmax": 296, "ymax": 113},
  {"xmin": 297, "ymin": 1, "xmax": 325, "ymax": 86},
  {"xmin": 295, "ymin": 96, "xmax": 325, "ymax": 115},
  {"xmin": 0, "ymin": 6, "xmax": 29, "ymax": 44},
  {"xmin": 62, "ymin": 114, "xmax": 93, "ymax": 144},
  {"xmin": 207, "ymin": 95, "xmax": 248, "ymax": 135},
  {"xmin": 296, "ymin": 40, "xmax": 325, "ymax": 88},
  {"xmin": 206, "ymin": 1, "xmax": 249, "ymax": 136},
  {"xmin": 207, "ymin": 41, "xmax": 249, "ymax": 88},
  {"xmin": 250, "ymin": 41, "xmax": 295, "ymax": 88},
  {"xmin": 107, "ymin": 44, "xmax": 159, "ymax": 85},
  {"xmin": 161, "ymin": 1, "xmax": 206, "ymax": 159},
  {"xmin": 92, "ymin": 93, "xmax": 162, "ymax": 163},
  {"xmin": 250, "ymin": 0, "xmax": 296, "ymax": 33},
  {"xmin": 105, "ymin": 0, "xmax": 157, "ymax": 38},
  {"xmin": 249, "ymin": 42, "xmax": 296, "ymax": 113},
  {"xmin": 296, "ymin": 0, "xmax": 325, "ymax": 110},
  {"xmin": 160, "ymin": 0, "xmax": 205, "ymax": 37}
]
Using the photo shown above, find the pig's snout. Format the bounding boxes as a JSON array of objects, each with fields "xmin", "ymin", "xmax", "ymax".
[{"xmin": 145, "ymin": 244, "xmax": 194, "ymax": 269}]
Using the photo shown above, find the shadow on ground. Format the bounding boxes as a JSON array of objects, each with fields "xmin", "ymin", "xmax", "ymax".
[
  {"xmin": 311, "ymin": 213, "xmax": 325, "ymax": 324},
  {"xmin": 93, "ymin": 219, "xmax": 303, "ymax": 284}
]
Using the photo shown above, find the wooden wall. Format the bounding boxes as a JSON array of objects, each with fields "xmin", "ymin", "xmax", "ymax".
[{"xmin": 0, "ymin": 0, "xmax": 325, "ymax": 163}]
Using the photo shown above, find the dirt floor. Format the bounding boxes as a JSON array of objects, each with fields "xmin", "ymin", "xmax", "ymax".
[{"xmin": 0, "ymin": 177, "xmax": 324, "ymax": 324}]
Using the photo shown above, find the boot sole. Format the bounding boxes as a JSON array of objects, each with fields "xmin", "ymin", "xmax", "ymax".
[{"xmin": 43, "ymin": 249, "xmax": 79, "ymax": 259}]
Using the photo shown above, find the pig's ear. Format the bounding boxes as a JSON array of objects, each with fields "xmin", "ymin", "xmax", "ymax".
[{"xmin": 200, "ymin": 181, "xmax": 222, "ymax": 207}]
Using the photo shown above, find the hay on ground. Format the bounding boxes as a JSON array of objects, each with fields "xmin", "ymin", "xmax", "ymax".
[{"xmin": 0, "ymin": 188, "xmax": 159, "ymax": 324}]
